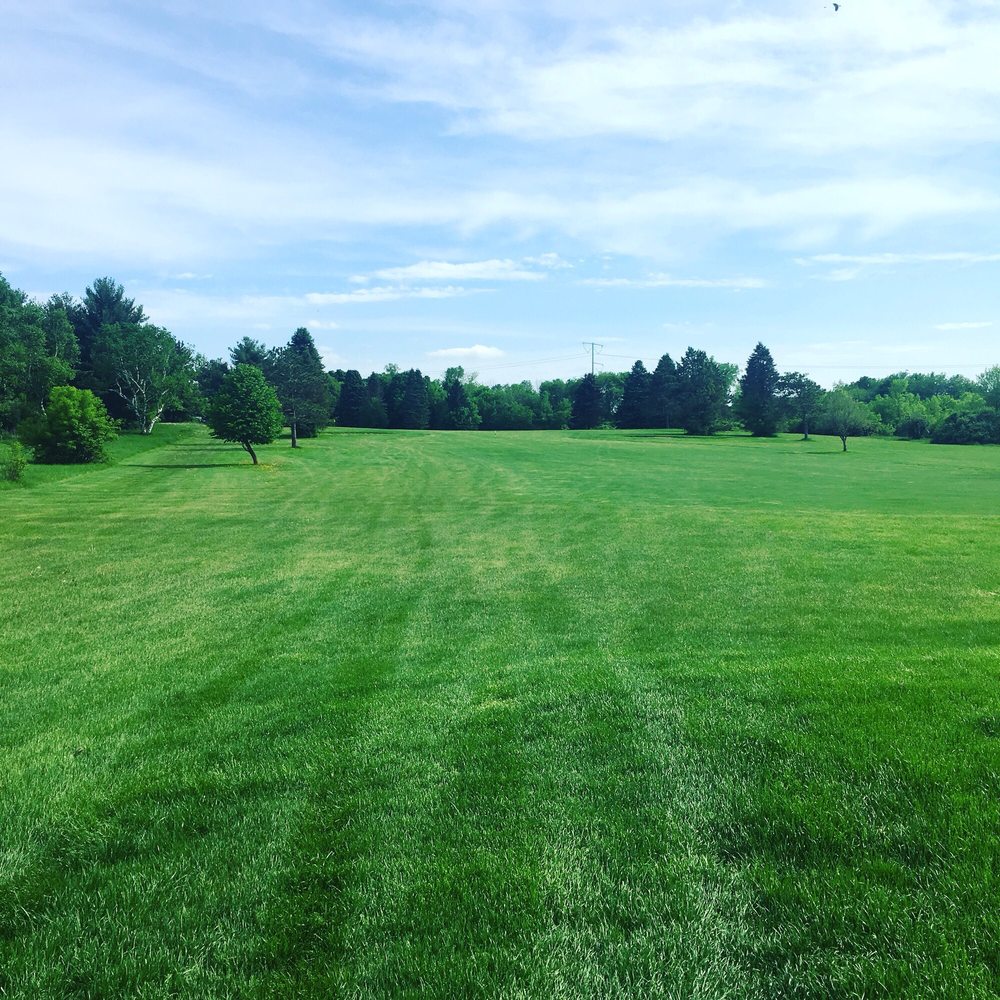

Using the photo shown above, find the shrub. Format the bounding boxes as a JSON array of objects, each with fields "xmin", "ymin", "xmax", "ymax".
[
  {"xmin": 896, "ymin": 414, "xmax": 932, "ymax": 440},
  {"xmin": 2, "ymin": 441, "xmax": 28, "ymax": 482},
  {"xmin": 930, "ymin": 411, "xmax": 1000, "ymax": 445},
  {"xmin": 19, "ymin": 386, "xmax": 118, "ymax": 463}
]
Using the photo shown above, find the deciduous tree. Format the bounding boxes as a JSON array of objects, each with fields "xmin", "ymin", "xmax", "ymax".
[{"xmin": 206, "ymin": 364, "xmax": 283, "ymax": 464}]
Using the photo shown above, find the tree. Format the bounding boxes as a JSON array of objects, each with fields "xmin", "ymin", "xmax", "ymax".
[
  {"xmin": 229, "ymin": 337, "xmax": 270, "ymax": 369},
  {"xmin": 443, "ymin": 367, "xmax": 481, "ymax": 430},
  {"xmin": 649, "ymin": 353, "xmax": 678, "ymax": 428},
  {"xmin": 617, "ymin": 361, "xmax": 651, "ymax": 429},
  {"xmin": 271, "ymin": 328, "xmax": 331, "ymax": 447},
  {"xmin": 778, "ymin": 372, "xmax": 825, "ymax": 440},
  {"xmin": 674, "ymin": 347, "xmax": 734, "ymax": 435},
  {"xmin": 335, "ymin": 370, "xmax": 367, "ymax": 427},
  {"xmin": 397, "ymin": 369, "xmax": 429, "ymax": 429},
  {"xmin": 90, "ymin": 323, "xmax": 196, "ymax": 433},
  {"xmin": 74, "ymin": 277, "xmax": 147, "ymax": 380},
  {"xmin": 821, "ymin": 389, "xmax": 874, "ymax": 451},
  {"xmin": 206, "ymin": 364, "xmax": 283, "ymax": 464},
  {"xmin": 19, "ymin": 386, "xmax": 117, "ymax": 464},
  {"xmin": 571, "ymin": 373, "xmax": 603, "ymax": 429},
  {"xmin": 0, "ymin": 276, "xmax": 79, "ymax": 430},
  {"xmin": 976, "ymin": 366, "xmax": 1000, "ymax": 412},
  {"xmin": 736, "ymin": 343, "xmax": 780, "ymax": 436}
]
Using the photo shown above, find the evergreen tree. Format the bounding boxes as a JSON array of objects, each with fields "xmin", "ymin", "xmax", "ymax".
[
  {"xmin": 571, "ymin": 373, "xmax": 603, "ymax": 429},
  {"xmin": 675, "ymin": 347, "xmax": 733, "ymax": 435},
  {"xmin": 229, "ymin": 337, "xmax": 269, "ymax": 369},
  {"xmin": 397, "ymin": 369, "xmax": 430, "ymax": 429},
  {"xmin": 335, "ymin": 370, "xmax": 367, "ymax": 427},
  {"xmin": 616, "ymin": 360, "xmax": 651, "ymax": 429},
  {"xmin": 272, "ymin": 328, "xmax": 331, "ymax": 446},
  {"xmin": 74, "ymin": 277, "xmax": 147, "ymax": 380},
  {"xmin": 359, "ymin": 373, "xmax": 389, "ymax": 428},
  {"xmin": 648, "ymin": 353, "xmax": 678, "ymax": 428},
  {"xmin": 444, "ymin": 367, "xmax": 481, "ymax": 430},
  {"xmin": 736, "ymin": 342, "xmax": 781, "ymax": 436},
  {"xmin": 206, "ymin": 364, "xmax": 283, "ymax": 464}
]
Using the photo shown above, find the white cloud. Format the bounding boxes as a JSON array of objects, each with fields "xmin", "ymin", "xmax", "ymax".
[
  {"xmin": 935, "ymin": 320, "xmax": 994, "ymax": 330},
  {"xmin": 305, "ymin": 319, "xmax": 341, "ymax": 330},
  {"xmin": 801, "ymin": 252, "xmax": 1000, "ymax": 266},
  {"xmin": 581, "ymin": 273, "xmax": 768, "ymax": 289},
  {"xmin": 304, "ymin": 285, "xmax": 485, "ymax": 305},
  {"xmin": 372, "ymin": 259, "xmax": 547, "ymax": 281},
  {"xmin": 427, "ymin": 345, "xmax": 506, "ymax": 360}
]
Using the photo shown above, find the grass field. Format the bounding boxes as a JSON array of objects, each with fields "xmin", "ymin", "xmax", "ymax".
[{"xmin": 1, "ymin": 425, "xmax": 998, "ymax": 998}]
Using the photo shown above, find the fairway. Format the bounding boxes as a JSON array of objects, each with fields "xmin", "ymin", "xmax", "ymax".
[{"xmin": 2, "ymin": 427, "xmax": 999, "ymax": 998}]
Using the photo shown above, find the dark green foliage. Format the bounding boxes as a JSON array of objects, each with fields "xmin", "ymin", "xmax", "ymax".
[
  {"xmin": 206, "ymin": 364, "xmax": 283, "ymax": 464},
  {"xmin": 336, "ymin": 370, "xmax": 367, "ymax": 427},
  {"xmin": 73, "ymin": 277, "xmax": 147, "ymax": 378},
  {"xmin": 977, "ymin": 365, "xmax": 1000, "ymax": 411},
  {"xmin": 0, "ymin": 276, "xmax": 79, "ymax": 430},
  {"xmin": 229, "ymin": 336, "xmax": 270, "ymax": 369},
  {"xmin": 271, "ymin": 328, "xmax": 332, "ymax": 446},
  {"xmin": 821, "ymin": 389, "xmax": 875, "ymax": 451},
  {"xmin": 616, "ymin": 361, "xmax": 651, "ymax": 429},
  {"xmin": 930, "ymin": 410, "xmax": 1000, "ymax": 445},
  {"xmin": 19, "ymin": 386, "xmax": 117, "ymax": 463},
  {"xmin": 194, "ymin": 357, "xmax": 230, "ymax": 405},
  {"xmin": 397, "ymin": 369, "xmax": 430, "ymax": 429},
  {"xmin": 90, "ymin": 324, "xmax": 197, "ymax": 433},
  {"xmin": 674, "ymin": 347, "xmax": 734, "ymax": 435},
  {"xmin": 444, "ymin": 368, "xmax": 482, "ymax": 430},
  {"xmin": 648, "ymin": 353, "xmax": 678, "ymax": 428},
  {"xmin": 778, "ymin": 372, "xmax": 825, "ymax": 440},
  {"xmin": 736, "ymin": 342, "xmax": 781, "ymax": 436},
  {"xmin": 571, "ymin": 373, "xmax": 603, "ymax": 429}
]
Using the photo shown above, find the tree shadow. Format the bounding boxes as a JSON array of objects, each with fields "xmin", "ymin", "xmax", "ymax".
[{"xmin": 124, "ymin": 462, "xmax": 251, "ymax": 469}]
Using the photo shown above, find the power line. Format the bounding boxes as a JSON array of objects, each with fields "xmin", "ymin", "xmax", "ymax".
[{"xmin": 582, "ymin": 342, "xmax": 604, "ymax": 375}]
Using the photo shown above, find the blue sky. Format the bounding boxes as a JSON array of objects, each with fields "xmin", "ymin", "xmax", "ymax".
[{"xmin": 3, "ymin": 0, "xmax": 999, "ymax": 385}]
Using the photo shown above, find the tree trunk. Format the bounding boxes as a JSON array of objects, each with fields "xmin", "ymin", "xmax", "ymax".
[
  {"xmin": 291, "ymin": 420, "xmax": 298, "ymax": 448},
  {"xmin": 244, "ymin": 442, "xmax": 258, "ymax": 464},
  {"xmin": 802, "ymin": 415, "xmax": 810, "ymax": 440},
  {"xmin": 840, "ymin": 434, "xmax": 848, "ymax": 452}
]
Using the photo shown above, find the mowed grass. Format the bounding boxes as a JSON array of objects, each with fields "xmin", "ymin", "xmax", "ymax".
[{"xmin": 1, "ymin": 426, "xmax": 998, "ymax": 999}]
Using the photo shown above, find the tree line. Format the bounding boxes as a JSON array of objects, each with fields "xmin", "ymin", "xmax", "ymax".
[{"xmin": 3, "ymin": 272, "xmax": 1000, "ymax": 471}]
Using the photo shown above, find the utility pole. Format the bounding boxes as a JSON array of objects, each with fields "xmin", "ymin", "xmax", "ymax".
[{"xmin": 583, "ymin": 342, "xmax": 604, "ymax": 375}]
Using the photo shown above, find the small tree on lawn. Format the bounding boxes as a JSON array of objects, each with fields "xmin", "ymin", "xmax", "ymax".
[
  {"xmin": 272, "ymin": 328, "xmax": 332, "ymax": 447},
  {"xmin": 821, "ymin": 389, "xmax": 873, "ymax": 452},
  {"xmin": 207, "ymin": 364, "xmax": 283, "ymax": 464},
  {"xmin": 19, "ymin": 386, "xmax": 118, "ymax": 463}
]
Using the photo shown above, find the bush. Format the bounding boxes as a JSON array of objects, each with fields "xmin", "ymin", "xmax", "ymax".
[
  {"xmin": 896, "ymin": 414, "xmax": 932, "ymax": 440},
  {"xmin": 19, "ymin": 386, "xmax": 118, "ymax": 463},
  {"xmin": 930, "ymin": 411, "xmax": 1000, "ymax": 445},
  {"xmin": 2, "ymin": 441, "xmax": 28, "ymax": 482}
]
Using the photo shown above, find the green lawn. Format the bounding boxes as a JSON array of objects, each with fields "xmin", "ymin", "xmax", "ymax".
[{"xmin": 1, "ymin": 426, "xmax": 998, "ymax": 998}]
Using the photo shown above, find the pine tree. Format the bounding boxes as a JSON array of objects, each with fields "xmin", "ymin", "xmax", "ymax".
[
  {"xmin": 675, "ymin": 347, "xmax": 733, "ymax": 435},
  {"xmin": 335, "ymin": 370, "xmax": 367, "ymax": 427},
  {"xmin": 736, "ymin": 342, "xmax": 781, "ymax": 436},
  {"xmin": 649, "ymin": 353, "xmax": 677, "ymax": 428},
  {"xmin": 571, "ymin": 373, "xmax": 603, "ymax": 429},
  {"xmin": 397, "ymin": 369, "xmax": 430, "ymax": 429},
  {"xmin": 617, "ymin": 361, "xmax": 651, "ymax": 429},
  {"xmin": 272, "ymin": 328, "xmax": 331, "ymax": 446}
]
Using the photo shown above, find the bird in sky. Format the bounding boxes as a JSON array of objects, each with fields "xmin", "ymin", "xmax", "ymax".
[{"xmin": 833, "ymin": 3, "xmax": 841, "ymax": 9}]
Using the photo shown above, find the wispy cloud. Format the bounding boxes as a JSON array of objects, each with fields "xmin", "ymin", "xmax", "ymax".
[
  {"xmin": 935, "ymin": 320, "xmax": 994, "ymax": 330},
  {"xmin": 305, "ymin": 286, "xmax": 486, "ymax": 305},
  {"xmin": 427, "ymin": 345, "xmax": 506, "ymax": 360},
  {"xmin": 801, "ymin": 252, "xmax": 1000, "ymax": 266},
  {"xmin": 372, "ymin": 259, "xmax": 548, "ymax": 282},
  {"xmin": 581, "ymin": 273, "xmax": 768, "ymax": 289}
]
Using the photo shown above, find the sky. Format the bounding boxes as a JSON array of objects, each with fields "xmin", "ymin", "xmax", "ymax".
[{"xmin": 2, "ymin": 0, "xmax": 1000, "ymax": 386}]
